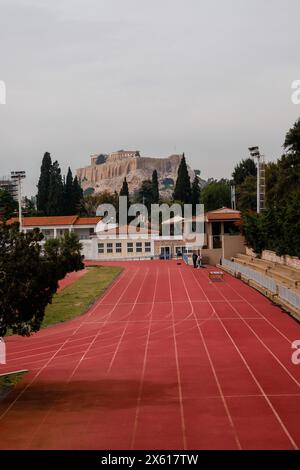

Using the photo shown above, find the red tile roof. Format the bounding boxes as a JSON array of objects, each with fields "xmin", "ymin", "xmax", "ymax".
[
  {"xmin": 7, "ymin": 216, "xmax": 78, "ymax": 226},
  {"xmin": 74, "ymin": 217, "xmax": 102, "ymax": 225},
  {"xmin": 206, "ymin": 208, "xmax": 241, "ymax": 222},
  {"xmin": 7, "ymin": 216, "xmax": 102, "ymax": 227}
]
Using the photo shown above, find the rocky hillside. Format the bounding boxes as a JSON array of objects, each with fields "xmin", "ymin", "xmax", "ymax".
[{"xmin": 76, "ymin": 151, "xmax": 197, "ymax": 197}]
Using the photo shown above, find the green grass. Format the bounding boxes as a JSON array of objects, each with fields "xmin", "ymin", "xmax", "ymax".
[
  {"xmin": 0, "ymin": 371, "xmax": 28, "ymax": 401},
  {"xmin": 42, "ymin": 266, "xmax": 122, "ymax": 328}
]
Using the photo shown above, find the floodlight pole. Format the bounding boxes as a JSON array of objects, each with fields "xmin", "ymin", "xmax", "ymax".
[
  {"xmin": 248, "ymin": 147, "xmax": 261, "ymax": 214},
  {"xmin": 256, "ymin": 154, "xmax": 260, "ymax": 214},
  {"xmin": 18, "ymin": 178, "xmax": 22, "ymax": 232},
  {"xmin": 11, "ymin": 171, "xmax": 26, "ymax": 232}
]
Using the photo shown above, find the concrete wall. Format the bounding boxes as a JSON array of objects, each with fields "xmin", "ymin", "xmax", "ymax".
[
  {"xmin": 201, "ymin": 248, "xmax": 223, "ymax": 265},
  {"xmin": 223, "ymin": 235, "xmax": 246, "ymax": 259},
  {"xmin": 73, "ymin": 227, "xmax": 93, "ymax": 239}
]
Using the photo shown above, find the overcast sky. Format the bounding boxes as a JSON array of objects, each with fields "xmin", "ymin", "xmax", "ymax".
[{"xmin": 0, "ymin": 0, "xmax": 300, "ymax": 196}]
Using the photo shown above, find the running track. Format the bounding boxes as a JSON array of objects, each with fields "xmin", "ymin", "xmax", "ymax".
[{"xmin": 1, "ymin": 260, "xmax": 300, "ymax": 450}]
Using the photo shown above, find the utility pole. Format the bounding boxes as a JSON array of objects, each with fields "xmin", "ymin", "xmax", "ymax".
[{"xmin": 11, "ymin": 171, "xmax": 26, "ymax": 232}]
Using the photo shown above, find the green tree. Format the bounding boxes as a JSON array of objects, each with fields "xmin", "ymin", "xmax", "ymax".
[
  {"xmin": 64, "ymin": 167, "xmax": 74, "ymax": 215},
  {"xmin": 72, "ymin": 176, "xmax": 83, "ymax": 214},
  {"xmin": 119, "ymin": 177, "xmax": 130, "ymax": 223},
  {"xmin": 23, "ymin": 196, "xmax": 37, "ymax": 216},
  {"xmin": 120, "ymin": 177, "xmax": 129, "ymax": 198},
  {"xmin": 200, "ymin": 179, "xmax": 231, "ymax": 212},
  {"xmin": 232, "ymin": 158, "xmax": 257, "ymax": 186},
  {"xmin": 36, "ymin": 152, "xmax": 52, "ymax": 214},
  {"xmin": 47, "ymin": 161, "xmax": 64, "ymax": 215},
  {"xmin": 241, "ymin": 118, "xmax": 300, "ymax": 257},
  {"xmin": 236, "ymin": 175, "xmax": 257, "ymax": 212},
  {"xmin": 80, "ymin": 192, "xmax": 118, "ymax": 217},
  {"xmin": 0, "ymin": 224, "xmax": 83, "ymax": 337},
  {"xmin": 173, "ymin": 153, "xmax": 191, "ymax": 203},
  {"xmin": 0, "ymin": 189, "xmax": 17, "ymax": 220},
  {"xmin": 151, "ymin": 170, "xmax": 159, "ymax": 204},
  {"xmin": 191, "ymin": 175, "xmax": 201, "ymax": 209},
  {"xmin": 241, "ymin": 211, "xmax": 266, "ymax": 254},
  {"xmin": 137, "ymin": 180, "xmax": 153, "ymax": 212},
  {"xmin": 284, "ymin": 117, "xmax": 300, "ymax": 155}
]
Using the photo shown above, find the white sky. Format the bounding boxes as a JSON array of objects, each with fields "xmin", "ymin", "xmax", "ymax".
[{"xmin": 0, "ymin": 0, "xmax": 300, "ymax": 196}]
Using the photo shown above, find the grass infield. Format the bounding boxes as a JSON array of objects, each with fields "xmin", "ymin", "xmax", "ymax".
[
  {"xmin": 0, "ymin": 371, "xmax": 28, "ymax": 401},
  {"xmin": 43, "ymin": 265, "xmax": 123, "ymax": 328}
]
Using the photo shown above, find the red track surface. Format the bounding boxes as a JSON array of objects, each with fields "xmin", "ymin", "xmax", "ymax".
[
  {"xmin": 57, "ymin": 268, "xmax": 88, "ymax": 292},
  {"xmin": 1, "ymin": 260, "xmax": 300, "ymax": 450}
]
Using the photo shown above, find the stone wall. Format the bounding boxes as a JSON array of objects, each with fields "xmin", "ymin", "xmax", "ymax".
[{"xmin": 262, "ymin": 250, "xmax": 300, "ymax": 270}]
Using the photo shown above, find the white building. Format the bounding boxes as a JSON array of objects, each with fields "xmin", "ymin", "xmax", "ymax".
[{"xmin": 7, "ymin": 208, "xmax": 246, "ymax": 264}]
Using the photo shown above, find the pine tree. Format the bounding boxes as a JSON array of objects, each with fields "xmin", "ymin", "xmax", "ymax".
[
  {"xmin": 36, "ymin": 152, "xmax": 52, "ymax": 214},
  {"xmin": 152, "ymin": 170, "xmax": 159, "ymax": 204},
  {"xmin": 47, "ymin": 161, "xmax": 64, "ymax": 215},
  {"xmin": 72, "ymin": 176, "xmax": 83, "ymax": 214},
  {"xmin": 64, "ymin": 167, "xmax": 74, "ymax": 215},
  {"xmin": 173, "ymin": 153, "xmax": 191, "ymax": 203},
  {"xmin": 191, "ymin": 175, "xmax": 201, "ymax": 208}
]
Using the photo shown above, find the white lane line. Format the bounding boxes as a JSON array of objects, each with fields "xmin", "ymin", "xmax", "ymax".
[
  {"xmin": 192, "ymin": 268, "xmax": 298, "ymax": 451},
  {"xmin": 179, "ymin": 268, "xmax": 242, "ymax": 450}
]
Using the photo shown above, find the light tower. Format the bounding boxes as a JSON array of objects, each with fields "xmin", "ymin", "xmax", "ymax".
[
  {"xmin": 248, "ymin": 147, "xmax": 265, "ymax": 214},
  {"xmin": 11, "ymin": 171, "xmax": 26, "ymax": 232}
]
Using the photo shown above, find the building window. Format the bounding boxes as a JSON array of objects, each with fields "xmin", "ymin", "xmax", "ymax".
[
  {"xmin": 127, "ymin": 242, "xmax": 133, "ymax": 253},
  {"xmin": 136, "ymin": 242, "xmax": 142, "ymax": 253},
  {"xmin": 145, "ymin": 242, "xmax": 151, "ymax": 253},
  {"xmin": 98, "ymin": 243, "xmax": 104, "ymax": 254},
  {"xmin": 89, "ymin": 228, "xmax": 95, "ymax": 236},
  {"xmin": 116, "ymin": 243, "xmax": 122, "ymax": 253},
  {"xmin": 107, "ymin": 243, "xmax": 113, "ymax": 254},
  {"xmin": 176, "ymin": 246, "xmax": 184, "ymax": 255},
  {"xmin": 176, "ymin": 246, "xmax": 193, "ymax": 255}
]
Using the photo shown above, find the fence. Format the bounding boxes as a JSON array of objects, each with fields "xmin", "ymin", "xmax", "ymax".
[
  {"xmin": 222, "ymin": 258, "xmax": 277, "ymax": 294},
  {"xmin": 222, "ymin": 258, "xmax": 300, "ymax": 311},
  {"xmin": 278, "ymin": 285, "xmax": 300, "ymax": 311}
]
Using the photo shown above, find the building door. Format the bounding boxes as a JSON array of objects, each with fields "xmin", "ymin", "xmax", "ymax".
[
  {"xmin": 212, "ymin": 222, "xmax": 222, "ymax": 249},
  {"xmin": 160, "ymin": 246, "xmax": 171, "ymax": 260}
]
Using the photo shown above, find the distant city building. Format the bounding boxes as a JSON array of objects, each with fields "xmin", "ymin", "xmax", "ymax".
[{"xmin": 0, "ymin": 176, "xmax": 18, "ymax": 200}]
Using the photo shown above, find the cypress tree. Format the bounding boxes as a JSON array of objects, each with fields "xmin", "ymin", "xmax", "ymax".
[
  {"xmin": 120, "ymin": 177, "xmax": 130, "ymax": 224},
  {"xmin": 152, "ymin": 170, "xmax": 159, "ymax": 204},
  {"xmin": 120, "ymin": 177, "xmax": 129, "ymax": 198},
  {"xmin": 173, "ymin": 153, "xmax": 191, "ymax": 203},
  {"xmin": 72, "ymin": 176, "xmax": 83, "ymax": 213},
  {"xmin": 64, "ymin": 167, "xmax": 74, "ymax": 215},
  {"xmin": 36, "ymin": 152, "xmax": 52, "ymax": 214},
  {"xmin": 191, "ymin": 175, "xmax": 201, "ymax": 207},
  {"xmin": 47, "ymin": 161, "xmax": 64, "ymax": 215}
]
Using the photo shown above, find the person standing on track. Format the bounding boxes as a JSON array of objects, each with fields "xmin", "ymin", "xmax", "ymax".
[
  {"xmin": 192, "ymin": 250, "xmax": 198, "ymax": 269},
  {"xmin": 197, "ymin": 250, "xmax": 203, "ymax": 269}
]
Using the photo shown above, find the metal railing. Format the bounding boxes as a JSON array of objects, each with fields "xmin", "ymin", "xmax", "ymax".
[
  {"xmin": 222, "ymin": 258, "xmax": 300, "ymax": 311},
  {"xmin": 278, "ymin": 285, "xmax": 300, "ymax": 311},
  {"xmin": 222, "ymin": 258, "xmax": 277, "ymax": 294}
]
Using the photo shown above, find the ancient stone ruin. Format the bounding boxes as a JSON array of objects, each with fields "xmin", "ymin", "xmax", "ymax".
[{"xmin": 76, "ymin": 150, "xmax": 196, "ymax": 197}]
